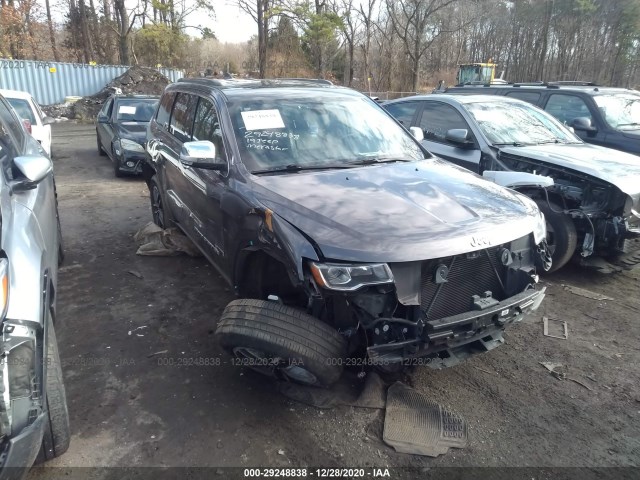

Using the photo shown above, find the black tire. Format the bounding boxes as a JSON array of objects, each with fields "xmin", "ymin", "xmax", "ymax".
[
  {"xmin": 56, "ymin": 212, "xmax": 64, "ymax": 266},
  {"xmin": 216, "ymin": 299, "xmax": 347, "ymax": 387},
  {"xmin": 39, "ymin": 314, "xmax": 70, "ymax": 461},
  {"xmin": 97, "ymin": 132, "xmax": 106, "ymax": 156},
  {"xmin": 149, "ymin": 175, "xmax": 173, "ymax": 229},
  {"xmin": 535, "ymin": 199, "xmax": 578, "ymax": 272}
]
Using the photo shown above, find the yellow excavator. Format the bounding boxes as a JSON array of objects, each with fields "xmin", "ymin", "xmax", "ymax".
[{"xmin": 456, "ymin": 62, "xmax": 507, "ymax": 85}]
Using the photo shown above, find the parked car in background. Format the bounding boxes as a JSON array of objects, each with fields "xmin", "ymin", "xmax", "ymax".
[
  {"xmin": 0, "ymin": 89, "xmax": 54, "ymax": 157},
  {"xmin": 143, "ymin": 78, "xmax": 548, "ymax": 386},
  {"xmin": 441, "ymin": 82, "xmax": 640, "ymax": 156},
  {"xmin": 0, "ymin": 93, "xmax": 69, "ymax": 476},
  {"xmin": 384, "ymin": 94, "xmax": 640, "ymax": 271},
  {"xmin": 96, "ymin": 94, "xmax": 159, "ymax": 177}
]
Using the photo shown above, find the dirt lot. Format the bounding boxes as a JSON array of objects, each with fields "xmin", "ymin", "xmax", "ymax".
[{"xmin": 29, "ymin": 123, "xmax": 640, "ymax": 478}]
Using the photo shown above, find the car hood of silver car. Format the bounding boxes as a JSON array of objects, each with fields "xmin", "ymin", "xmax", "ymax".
[
  {"xmin": 250, "ymin": 158, "xmax": 543, "ymax": 263},
  {"xmin": 500, "ymin": 143, "xmax": 640, "ymax": 206}
]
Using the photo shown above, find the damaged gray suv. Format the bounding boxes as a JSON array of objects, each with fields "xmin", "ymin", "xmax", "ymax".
[{"xmin": 144, "ymin": 79, "xmax": 548, "ymax": 387}]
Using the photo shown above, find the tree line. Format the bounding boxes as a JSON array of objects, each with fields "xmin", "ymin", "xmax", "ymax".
[{"xmin": 1, "ymin": 0, "xmax": 639, "ymax": 92}]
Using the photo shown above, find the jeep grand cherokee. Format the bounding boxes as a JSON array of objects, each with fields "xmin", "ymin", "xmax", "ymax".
[{"xmin": 143, "ymin": 78, "xmax": 548, "ymax": 387}]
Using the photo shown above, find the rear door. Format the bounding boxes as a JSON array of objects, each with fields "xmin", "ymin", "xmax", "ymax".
[{"xmin": 415, "ymin": 100, "xmax": 482, "ymax": 172}]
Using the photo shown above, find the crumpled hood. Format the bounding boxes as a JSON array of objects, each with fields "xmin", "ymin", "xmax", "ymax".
[
  {"xmin": 117, "ymin": 122, "xmax": 148, "ymax": 144},
  {"xmin": 500, "ymin": 143, "xmax": 640, "ymax": 205},
  {"xmin": 250, "ymin": 159, "xmax": 540, "ymax": 263}
]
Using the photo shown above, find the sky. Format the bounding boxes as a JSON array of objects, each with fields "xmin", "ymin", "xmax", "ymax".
[{"xmin": 196, "ymin": 1, "xmax": 256, "ymax": 44}]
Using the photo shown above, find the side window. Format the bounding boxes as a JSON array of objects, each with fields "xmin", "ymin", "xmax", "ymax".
[
  {"xmin": 0, "ymin": 99, "xmax": 25, "ymax": 148},
  {"xmin": 384, "ymin": 101, "xmax": 420, "ymax": 126},
  {"xmin": 169, "ymin": 93, "xmax": 198, "ymax": 143},
  {"xmin": 419, "ymin": 102, "xmax": 472, "ymax": 144},
  {"xmin": 156, "ymin": 92, "xmax": 176, "ymax": 129},
  {"xmin": 505, "ymin": 91, "xmax": 541, "ymax": 104},
  {"xmin": 192, "ymin": 98, "xmax": 226, "ymax": 161},
  {"xmin": 544, "ymin": 94, "xmax": 593, "ymax": 125}
]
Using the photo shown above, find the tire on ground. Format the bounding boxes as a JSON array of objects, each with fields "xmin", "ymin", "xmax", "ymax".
[
  {"xmin": 38, "ymin": 313, "xmax": 71, "ymax": 462},
  {"xmin": 535, "ymin": 199, "xmax": 577, "ymax": 272},
  {"xmin": 216, "ymin": 299, "xmax": 347, "ymax": 387},
  {"xmin": 149, "ymin": 175, "xmax": 174, "ymax": 229}
]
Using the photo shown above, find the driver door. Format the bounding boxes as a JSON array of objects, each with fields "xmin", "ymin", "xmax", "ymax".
[{"xmin": 415, "ymin": 101, "xmax": 482, "ymax": 173}]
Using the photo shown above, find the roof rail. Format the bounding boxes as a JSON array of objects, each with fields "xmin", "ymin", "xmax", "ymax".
[
  {"xmin": 547, "ymin": 81, "xmax": 598, "ymax": 86},
  {"xmin": 178, "ymin": 77, "xmax": 227, "ymax": 86},
  {"xmin": 274, "ymin": 78, "xmax": 333, "ymax": 85}
]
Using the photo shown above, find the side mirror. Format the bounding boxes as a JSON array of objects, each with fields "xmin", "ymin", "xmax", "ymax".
[
  {"xmin": 12, "ymin": 155, "xmax": 52, "ymax": 190},
  {"xmin": 42, "ymin": 116, "xmax": 55, "ymax": 126},
  {"xmin": 409, "ymin": 126, "xmax": 424, "ymax": 142},
  {"xmin": 179, "ymin": 140, "xmax": 227, "ymax": 172},
  {"xmin": 570, "ymin": 117, "xmax": 597, "ymax": 132},
  {"xmin": 445, "ymin": 128, "xmax": 474, "ymax": 147},
  {"xmin": 97, "ymin": 114, "xmax": 109, "ymax": 124}
]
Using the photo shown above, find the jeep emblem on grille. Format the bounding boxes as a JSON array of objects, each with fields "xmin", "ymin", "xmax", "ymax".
[{"xmin": 470, "ymin": 235, "xmax": 491, "ymax": 247}]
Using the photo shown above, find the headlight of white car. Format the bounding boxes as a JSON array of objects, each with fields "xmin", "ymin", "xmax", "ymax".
[
  {"xmin": 309, "ymin": 262, "xmax": 394, "ymax": 291},
  {"xmin": 120, "ymin": 138, "xmax": 145, "ymax": 153}
]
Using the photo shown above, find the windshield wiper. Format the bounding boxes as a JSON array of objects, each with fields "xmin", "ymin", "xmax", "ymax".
[
  {"xmin": 251, "ymin": 163, "xmax": 355, "ymax": 175},
  {"xmin": 493, "ymin": 142, "xmax": 529, "ymax": 147},
  {"xmin": 347, "ymin": 157, "xmax": 413, "ymax": 166},
  {"xmin": 617, "ymin": 122, "xmax": 640, "ymax": 128}
]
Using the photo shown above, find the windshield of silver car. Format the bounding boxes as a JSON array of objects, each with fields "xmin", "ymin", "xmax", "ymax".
[{"xmin": 465, "ymin": 100, "xmax": 581, "ymax": 146}]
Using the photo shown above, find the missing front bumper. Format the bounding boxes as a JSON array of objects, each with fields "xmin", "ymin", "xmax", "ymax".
[{"xmin": 367, "ymin": 287, "xmax": 546, "ymax": 367}]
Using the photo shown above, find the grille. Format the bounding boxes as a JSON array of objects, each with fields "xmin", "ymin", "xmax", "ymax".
[{"xmin": 420, "ymin": 248, "xmax": 505, "ymax": 320}]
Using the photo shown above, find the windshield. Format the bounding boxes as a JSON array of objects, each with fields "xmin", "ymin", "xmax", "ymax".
[
  {"xmin": 465, "ymin": 100, "xmax": 580, "ymax": 145},
  {"xmin": 7, "ymin": 98, "xmax": 36, "ymax": 124},
  {"xmin": 593, "ymin": 94, "xmax": 640, "ymax": 130},
  {"xmin": 227, "ymin": 94, "xmax": 425, "ymax": 173},
  {"xmin": 115, "ymin": 99, "xmax": 158, "ymax": 123}
]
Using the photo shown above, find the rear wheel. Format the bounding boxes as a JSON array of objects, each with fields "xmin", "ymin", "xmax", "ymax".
[
  {"xmin": 38, "ymin": 314, "xmax": 71, "ymax": 462},
  {"xmin": 216, "ymin": 299, "xmax": 347, "ymax": 387},
  {"xmin": 149, "ymin": 175, "xmax": 173, "ymax": 229},
  {"xmin": 535, "ymin": 200, "xmax": 577, "ymax": 272}
]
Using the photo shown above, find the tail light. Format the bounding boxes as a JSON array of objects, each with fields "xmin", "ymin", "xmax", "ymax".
[
  {"xmin": 0, "ymin": 259, "xmax": 8, "ymax": 320},
  {"xmin": 22, "ymin": 119, "xmax": 32, "ymax": 134}
]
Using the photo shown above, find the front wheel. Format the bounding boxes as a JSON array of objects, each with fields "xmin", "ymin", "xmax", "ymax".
[
  {"xmin": 216, "ymin": 299, "xmax": 347, "ymax": 387},
  {"xmin": 535, "ymin": 200, "xmax": 577, "ymax": 272},
  {"xmin": 38, "ymin": 314, "xmax": 71, "ymax": 461}
]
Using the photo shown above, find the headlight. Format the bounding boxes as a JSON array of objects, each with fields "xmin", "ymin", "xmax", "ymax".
[
  {"xmin": 0, "ymin": 259, "xmax": 8, "ymax": 320},
  {"xmin": 533, "ymin": 209, "xmax": 547, "ymax": 245},
  {"xmin": 120, "ymin": 138, "xmax": 145, "ymax": 153},
  {"xmin": 309, "ymin": 262, "xmax": 394, "ymax": 291}
]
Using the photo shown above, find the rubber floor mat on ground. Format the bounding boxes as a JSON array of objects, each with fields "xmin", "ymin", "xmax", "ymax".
[{"xmin": 383, "ymin": 382, "xmax": 467, "ymax": 457}]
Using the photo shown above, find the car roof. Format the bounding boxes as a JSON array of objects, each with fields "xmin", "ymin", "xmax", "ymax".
[
  {"xmin": 0, "ymin": 89, "xmax": 34, "ymax": 100},
  {"xmin": 386, "ymin": 94, "xmax": 523, "ymax": 105},
  {"xmin": 446, "ymin": 84, "xmax": 639, "ymax": 97},
  {"xmin": 171, "ymin": 78, "xmax": 359, "ymax": 99},
  {"xmin": 112, "ymin": 94, "xmax": 159, "ymax": 100}
]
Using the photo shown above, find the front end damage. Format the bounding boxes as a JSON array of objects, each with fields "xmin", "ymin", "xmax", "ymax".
[
  {"xmin": 0, "ymin": 321, "xmax": 45, "ymax": 470},
  {"xmin": 307, "ymin": 234, "xmax": 548, "ymax": 368}
]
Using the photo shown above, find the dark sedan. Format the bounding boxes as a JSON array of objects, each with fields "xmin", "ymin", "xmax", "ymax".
[{"xmin": 96, "ymin": 94, "xmax": 159, "ymax": 177}]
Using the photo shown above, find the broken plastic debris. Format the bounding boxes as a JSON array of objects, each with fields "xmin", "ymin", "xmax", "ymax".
[
  {"xmin": 562, "ymin": 284, "xmax": 613, "ymax": 301},
  {"xmin": 134, "ymin": 222, "xmax": 201, "ymax": 257},
  {"xmin": 543, "ymin": 316, "xmax": 568, "ymax": 339},
  {"xmin": 128, "ymin": 326, "xmax": 148, "ymax": 336}
]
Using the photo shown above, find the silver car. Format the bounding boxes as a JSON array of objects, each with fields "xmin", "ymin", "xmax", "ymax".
[{"xmin": 0, "ymin": 94, "xmax": 69, "ymax": 475}]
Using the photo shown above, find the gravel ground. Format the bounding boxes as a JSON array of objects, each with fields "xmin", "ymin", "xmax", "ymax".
[{"xmin": 28, "ymin": 123, "xmax": 640, "ymax": 479}]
